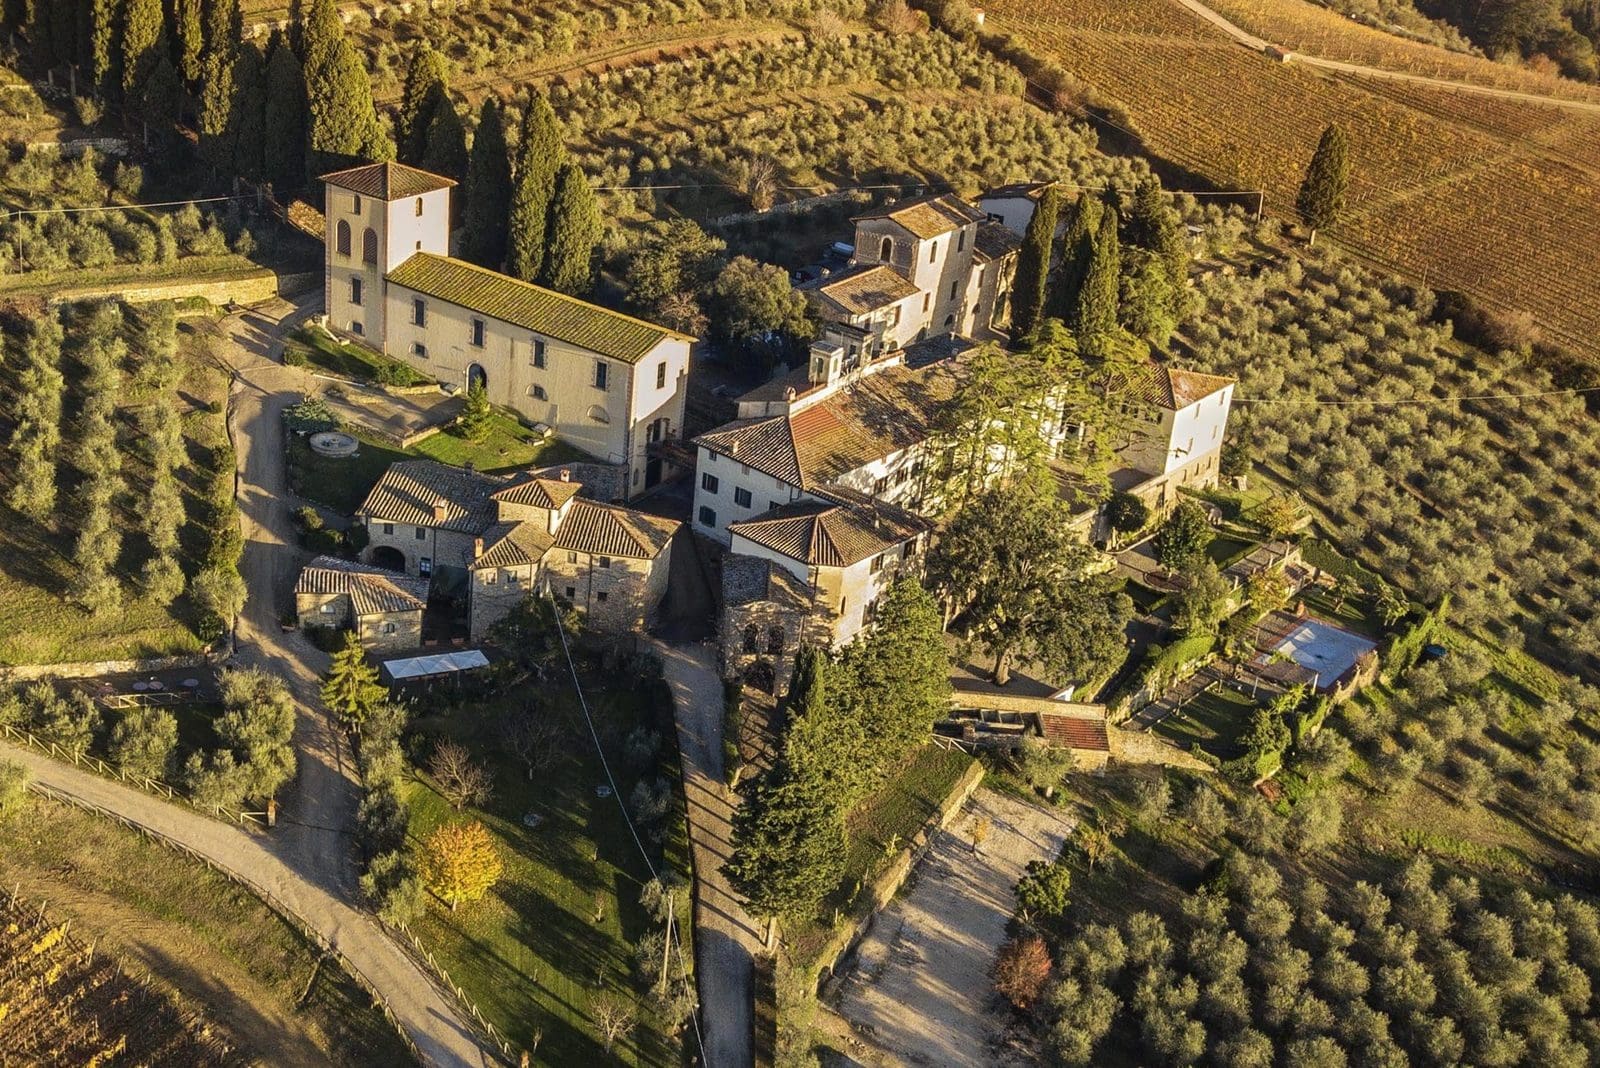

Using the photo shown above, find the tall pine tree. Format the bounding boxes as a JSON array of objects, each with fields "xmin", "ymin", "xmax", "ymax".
[
  {"xmin": 1074, "ymin": 202, "xmax": 1121, "ymax": 346},
  {"xmin": 460, "ymin": 97, "xmax": 512, "ymax": 268},
  {"xmin": 539, "ymin": 162, "xmax": 601, "ymax": 295},
  {"xmin": 202, "ymin": 0, "xmax": 239, "ymax": 65},
  {"xmin": 197, "ymin": 45, "xmax": 234, "ymax": 175},
  {"xmin": 88, "ymin": 0, "xmax": 119, "ymax": 98},
  {"xmin": 1010, "ymin": 184, "xmax": 1061, "ymax": 337},
  {"xmin": 304, "ymin": 18, "xmax": 389, "ymax": 174},
  {"xmin": 228, "ymin": 42, "xmax": 266, "ymax": 180},
  {"xmin": 397, "ymin": 42, "xmax": 449, "ymax": 165},
  {"xmin": 262, "ymin": 33, "xmax": 307, "ymax": 191},
  {"xmin": 1296, "ymin": 123, "xmax": 1350, "ymax": 242},
  {"xmin": 175, "ymin": 0, "xmax": 204, "ymax": 84},
  {"xmin": 141, "ymin": 50, "xmax": 184, "ymax": 156},
  {"xmin": 119, "ymin": 0, "xmax": 162, "ymax": 101},
  {"xmin": 1047, "ymin": 194, "xmax": 1102, "ymax": 323},
  {"xmin": 504, "ymin": 93, "xmax": 563, "ymax": 281}
]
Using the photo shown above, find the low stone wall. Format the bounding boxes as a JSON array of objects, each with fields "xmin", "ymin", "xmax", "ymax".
[
  {"xmin": 814, "ymin": 757, "xmax": 986, "ymax": 987},
  {"xmin": 0, "ymin": 647, "xmax": 225, "ymax": 683},
  {"xmin": 54, "ymin": 270, "xmax": 283, "ymax": 307},
  {"xmin": 1109, "ymin": 727, "xmax": 1215, "ymax": 772}
]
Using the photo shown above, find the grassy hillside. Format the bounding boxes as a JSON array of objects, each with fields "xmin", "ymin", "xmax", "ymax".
[{"xmin": 984, "ymin": 0, "xmax": 1600, "ymax": 361}]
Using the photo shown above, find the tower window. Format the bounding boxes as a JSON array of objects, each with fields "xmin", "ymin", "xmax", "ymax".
[
  {"xmin": 336, "ymin": 220, "xmax": 351, "ymax": 256},
  {"xmin": 412, "ymin": 298, "xmax": 426, "ymax": 326},
  {"xmin": 594, "ymin": 362, "xmax": 608, "ymax": 391},
  {"xmin": 532, "ymin": 339, "xmax": 546, "ymax": 368},
  {"xmin": 362, "ymin": 227, "xmax": 377, "ymax": 266},
  {"xmin": 656, "ymin": 361, "xmax": 666, "ymax": 390},
  {"xmin": 352, "ymin": 193, "xmax": 362, "ymax": 213},
  {"xmin": 415, "ymin": 197, "xmax": 424, "ymax": 217},
  {"xmin": 350, "ymin": 277, "xmax": 363, "ymax": 306},
  {"xmin": 471, "ymin": 318, "xmax": 485, "ymax": 347}
]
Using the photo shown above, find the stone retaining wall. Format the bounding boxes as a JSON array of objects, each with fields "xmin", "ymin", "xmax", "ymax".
[{"xmin": 0, "ymin": 647, "xmax": 227, "ymax": 683}]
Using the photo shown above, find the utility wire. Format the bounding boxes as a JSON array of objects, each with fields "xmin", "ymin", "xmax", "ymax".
[
  {"xmin": 1231, "ymin": 383, "xmax": 1600, "ymax": 407},
  {"xmin": 546, "ymin": 589, "xmax": 708, "ymax": 1064},
  {"xmin": 5, "ymin": 194, "xmax": 253, "ymax": 219}
]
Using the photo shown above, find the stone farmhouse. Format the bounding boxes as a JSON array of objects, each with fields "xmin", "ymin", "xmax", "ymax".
[
  {"xmin": 356, "ymin": 459, "xmax": 677, "ymax": 640},
  {"xmin": 294, "ymin": 556, "xmax": 430, "ymax": 652},
  {"xmin": 319, "ymin": 161, "xmax": 693, "ymax": 497},
  {"xmin": 801, "ymin": 193, "xmax": 1022, "ymax": 354}
]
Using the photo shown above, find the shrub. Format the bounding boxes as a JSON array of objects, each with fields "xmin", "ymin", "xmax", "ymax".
[{"xmin": 993, "ymin": 934, "xmax": 1052, "ymax": 1011}]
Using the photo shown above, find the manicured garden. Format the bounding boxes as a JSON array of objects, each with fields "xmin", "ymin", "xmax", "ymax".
[
  {"xmin": 283, "ymin": 328, "xmax": 433, "ymax": 386},
  {"xmin": 1153, "ymin": 680, "xmax": 1261, "ymax": 760},
  {"xmin": 401, "ymin": 661, "xmax": 694, "ymax": 1064},
  {"xmin": 408, "ymin": 412, "xmax": 587, "ymax": 473}
]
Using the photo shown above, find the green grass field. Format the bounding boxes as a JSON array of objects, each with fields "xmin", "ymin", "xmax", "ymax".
[
  {"xmin": 284, "ymin": 328, "xmax": 433, "ymax": 387},
  {"xmin": 408, "ymin": 415, "xmax": 587, "ymax": 473},
  {"xmin": 1154, "ymin": 681, "xmax": 1261, "ymax": 760},
  {"xmin": 0, "ymin": 797, "xmax": 415, "ymax": 1065},
  {"xmin": 403, "ymin": 668, "xmax": 693, "ymax": 1064}
]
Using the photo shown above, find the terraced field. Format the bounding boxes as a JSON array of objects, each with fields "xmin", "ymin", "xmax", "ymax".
[{"xmin": 987, "ymin": 0, "xmax": 1600, "ymax": 359}]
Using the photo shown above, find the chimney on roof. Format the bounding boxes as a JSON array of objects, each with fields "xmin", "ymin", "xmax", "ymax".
[
  {"xmin": 473, "ymin": 536, "xmax": 483, "ymax": 560},
  {"xmin": 463, "ymin": 461, "xmax": 475, "ymax": 473},
  {"xmin": 433, "ymin": 499, "xmax": 448, "ymax": 523},
  {"xmin": 559, "ymin": 468, "xmax": 572, "ymax": 482},
  {"xmin": 730, "ymin": 440, "xmax": 740, "ymax": 456}
]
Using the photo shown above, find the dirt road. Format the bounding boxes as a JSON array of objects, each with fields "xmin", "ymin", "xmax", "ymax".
[
  {"xmin": 655, "ymin": 639, "xmax": 762, "ymax": 1068},
  {"xmin": 835, "ymin": 789, "xmax": 1074, "ymax": 1068}
]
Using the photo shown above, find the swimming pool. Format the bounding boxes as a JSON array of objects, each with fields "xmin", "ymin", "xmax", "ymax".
[{"xmin": 1268, "ymin": 618, "xmax": 1378, "ymax": 688}]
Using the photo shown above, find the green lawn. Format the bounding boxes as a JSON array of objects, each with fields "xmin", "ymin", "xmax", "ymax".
[
  {"xmin": 408, "ymin": 414, "xmax": 589, "ymax": 473},
  {"xmin": 788, "ymin": 745, "xmax": 977, "ymax": 967},
  {"xmin": 286, "ymin": 414, "xmax": 591, "ymax": 514},
  {"xmin": 1204, "ymin": 534, "xmax": 1256, "ymax": 570},
  {"xmin": 284, "ymin": 328, "xmax": 432, "ymax": 386},
  {"xmin": 403, "ymin": 669, "xmax": 693, "ymax": 1065},
  {"xmin": 1154, "ymin": 681, "xmax": 1261, "ymax": 760},
  {"xmin": 1124, "ymin": 578, "xmax": 1165, "ymax": 614},
  {"xmin": 1301, "ymin": 584, "xmax": 1385, "ymax": 640},
  {"xmin": 0, "ymin": 797, "xmax": 415, "ymax": 1065}
]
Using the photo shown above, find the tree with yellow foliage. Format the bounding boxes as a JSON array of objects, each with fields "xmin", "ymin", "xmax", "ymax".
[{"xmin": 421, "ymin": 820, "xmax": 503, "ymax": 912}]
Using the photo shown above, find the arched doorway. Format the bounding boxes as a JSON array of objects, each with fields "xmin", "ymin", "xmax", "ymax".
[
  {"xmin": 744, "ymin": 659, "xmax": 776, "ymax": 695},
  {"xmin": 879, "ymin": 236, "xmax": 892, "ymax": 261},
  {"xmin": 467, "ymin": 364, "xmax": 487, "ymax": 393},
  {"xmin": 371, "ymin": 546, "xmax": 407, "ymax": 573}
]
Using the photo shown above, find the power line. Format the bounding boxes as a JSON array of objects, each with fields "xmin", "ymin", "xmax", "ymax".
[
  {"xmin": 4, "ymin": 194, "xmax": 253, "ymax": 220},
  {"xmin": 546, "ymin": 589, "xmax": 708, "ymax": 1064},
  {"xmin": 1232, "ymin": 383, "xmax": 1600, "ymax": 407}
]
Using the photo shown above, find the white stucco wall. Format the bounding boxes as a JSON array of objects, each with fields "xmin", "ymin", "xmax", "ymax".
[
  {"xmin": 1164, "ymin": 384, "xmax": 1233, "ymax": 475},
  {"xmin": 691, "ymin": 445, "xmax": 806, "ymax": 543}
]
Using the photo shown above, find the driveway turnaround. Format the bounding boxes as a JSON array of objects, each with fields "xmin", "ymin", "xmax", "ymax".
[{"xmin": 835, "ymin": 789, "xmax": 1074, "ymax": 1068}]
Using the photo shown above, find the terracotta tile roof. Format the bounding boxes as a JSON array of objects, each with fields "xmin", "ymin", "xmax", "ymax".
[
  {"xmin": 387, "ymin": 253, "xmax": 691, "ymax": 364},
  {"xmin": 729, "ymin": 494, "xmax": 926, "ymax": 569},
  {"xmin": 695, "ymin": 348, "xmax": 973, "ymax": 489},
  {"xmin": 471, "ymin": 521, "xmax": 555, "ymax": 569},
  {"xmin": 807, "ymin": 264, "xmax": 920, "ymax": 317},
  {"xmin": 553, "ymin": 499, "xmax": 678, "ymax": 559},
  {"xmin": 973, "ymin": 221, "xmax": 1022, "ymax": 264},
  {"xmin": 295, "ymin": 556, "xmax": 429, "ymax": 615},
  {"xmin": 1123, "ymin": 363, "xmax": 1235, "ymax": 410},
  {"xmin": 358, "ymin": 459, "xmax": 502, "ymax": 533},
  {"xmin": 1038, "ymin": 711, "xmax": 1111, "ymax": 752},
  {"xmin": 853, "ymin": 193, "xmax": 988, "ymax": 240},
  {"xmin": 491, "ymin": 474, "xmax": 583, "ymax": 510},
  {"xmin": 320, "ymin": 161, "xmax": 456, "ymax": 199}
]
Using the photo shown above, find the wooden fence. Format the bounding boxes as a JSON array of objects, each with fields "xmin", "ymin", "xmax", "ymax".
[
  {"xmin": 0, "ymin": 722, "xmax": 267, "ymax": 828},
  {"xmin": 392, "ymin": 925, "xmax": 517, "ymax": 1063}
]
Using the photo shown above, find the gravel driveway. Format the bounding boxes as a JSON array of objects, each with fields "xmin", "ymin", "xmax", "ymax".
[{"xmin": 834, "ymin": 789, "xmax": 1074, "ymax": 1067}]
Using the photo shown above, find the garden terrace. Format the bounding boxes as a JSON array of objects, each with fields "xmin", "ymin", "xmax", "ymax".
[{"xmin": 984, "ymin": 0, "xmax": 1600, "ymax": 361}]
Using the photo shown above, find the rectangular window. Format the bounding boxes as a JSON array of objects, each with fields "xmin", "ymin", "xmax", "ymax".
[
  {"xmin": 350, "ymin": 277, "xmax": 363, "ymax": 306},
  {"xmin": 419, "ymin": 557, "xmax": 432, "ymax": 577},
  {"xmin": 922, "ymin": 293, "xmax": 930, "ymax": 313},
  {"xmin": 416, "ymin": 527, "xmax": 427, "ymax": 540},
  {"xmin": 873, "ymin": 476, "xmax": 889, "ymax": 495},
  {"xmin": 734, "ymin": 488, "xmax": 752, "ymax": 508},
  {"xmin": 567, "ymin": 551, "xmax": 578, "ymax": 564},
  {"xmin": 412, "ymin": 298, "xmax": 426, "ymax": 326},
  {"xmin": 698, "ymin": 505, "xmax": 717, "ymax": 527},
  {"xmin": 352, "ymin": 193, "xmax": 362, "ymax": 213},
  {"xmin": 532, "ymin": 339, "xmax": 546, "ymax": 368},
  {"xmin": 598, "ymin": 556, "xmax": 612, "ymax": 569},
  {"xmin": 482, "ymin": 570, "xmax": 496, "ymax": 585},
  {"xmin": 507, "ymin": 570, "xmax": 519, "ymax": 583},
  {"xmin": 471, "ymin": 318, "xmax": 485, "ymax": 347},
  {"xmin": 870, "ymin": 552, "xmax": 885, "ymax": 574},
  {"xmin": 596, "ymin": 591, "xmax": 608, "ymax": 603},
  {"xmin": 949, "ymin": 279, "xmax": 958, "ymax": 300},
  {"xmin": 928, "ymin": 242, "xmax": 937, "ymax": 263},
  {"xmin": 769, "ymin": 501, "xmax": 780, "ymax": 512},
  {"xmin": 411, "ymin": 341, "xmax": 427, "ymax": 358},
  {"xmin": 350, "ymin": 321, "xmax": 364, "ymax": 336},
  {"xmin": 382, "ymin": 523, "xmax": 394, "ymax": 535},
  {"xmin": 594, "ymin": 362, "xmax": 609, "ymax": 391},
  {"xmin": 957, "ymin": 228, "xmax": 966, "ymax": 251},
  {"xmin": 656, "ymin": 361, "xmax": 667, "ymax": 390},
  {"xmin": 701, "ymin": 472, "xmax": 720, "ymax": 493},
  {"xmin": 565, "ymin": 586, "xmax": 576, "ymax": 600},
  {"xmin": 414, "ymin": 197, "xmax": 424, "ymax": 217}
]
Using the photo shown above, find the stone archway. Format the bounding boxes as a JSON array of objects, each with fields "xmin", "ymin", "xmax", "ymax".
[
  {"xmin": 744, "ymin": 659, "xmax": 776, "ymax": 695},
  {"xmin": 467, "ymin": 363, "xmax": 488, "ymax": 393},
  {"xmin": 371, "ymin": 545, "xmax": 407, "ymax": 573}
]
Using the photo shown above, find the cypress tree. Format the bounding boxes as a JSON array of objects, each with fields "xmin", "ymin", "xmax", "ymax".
[
  {"xmin": 88, "ymin": 0, "xmax": 119, "ymax": 98},
  {"xmin": 119, "ymin": 0, "xmax": 162, "ymax": 101},
  {"xmin": 48, "ymin": 0, "xmax": 75, "ymax": 73},
  {"xmin": 1296, "ymin": 122, "xmax": 1350, "ymax": 242},
  {"xmin": 141, "ymin": 51, "xmax": 184, "ymax": 155},
  {"xmin": 197, "ymin": 46, "xmax": 234, "ymax": 174},
  {"xmin": 175, "ymin": 0, "xmax": 204, "ymax": 83},
  {"xmin": 228, "ymin": 42, "xmax": 266, "ymax": 181},
  {"xmin": 419, "ymin": 94, "xmax": 468, "ymax": 183},
  {"xmin": 504, "ymin": 93, "xmax": 564, "ymax": 281},
  {"xmin": 202, "ymin": 0, "xmax": 239, "ymax": 65},
  {"xmin": 263, "ymin": 34, "xmax": 307, "ymax": 191},
  {"xmin": 460, "ymin": 96, "xmax": 512, "ymax": 268},
  {"xmin": 306, "ymin": 30, "xmax": 391, "ymax": 173},
  {"xmin": 1010, "ymin": 184, "xmax": 1061, "ymax": 337},
  {"xmin": 298, "ymin": 0, "xmax": 338, "ymax": 74},
  {"xmin": 1074, "ymin": 203, "xmax": 1121, "ymax": 344},
  {"xmin": 397, "ymin": 42, "xmax": 449, "ymax": 165},
  {"xmin": 539, "ymin": 162, "xmax": 601, "ymax": 295},
  {"xmin": 1047, "ymin": 194, "xmax": 1102, "ymax": 323}
]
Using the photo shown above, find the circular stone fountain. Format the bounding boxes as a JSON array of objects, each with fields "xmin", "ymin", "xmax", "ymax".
[{"xmin": 308, "ymin": 431, "xmax": 359, "ymax": 458}]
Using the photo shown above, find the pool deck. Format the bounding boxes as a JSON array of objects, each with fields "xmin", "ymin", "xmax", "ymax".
[{"xmin": 1253, "ymin": 612, "xmax": 1377, "ymax": 692}]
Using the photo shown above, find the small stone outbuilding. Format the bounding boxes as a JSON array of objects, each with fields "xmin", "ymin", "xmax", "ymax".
[{"xmin": 294, "ymin": 556, "xmax": 429, "ymax": 652}]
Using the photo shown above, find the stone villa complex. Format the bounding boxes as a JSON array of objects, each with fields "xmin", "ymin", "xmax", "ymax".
[{"xmin": 319, "ymin": 161, "xmax": 693, "ymax": 497}]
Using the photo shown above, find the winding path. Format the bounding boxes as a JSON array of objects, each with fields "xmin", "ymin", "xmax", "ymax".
[
  {"xmin": 7, "ymin": 296, "xmax": 487, "ymax": 1067},
  {"xmin": 1172, "ymin": 0, "xmax": 1600, "ymax": 115}
]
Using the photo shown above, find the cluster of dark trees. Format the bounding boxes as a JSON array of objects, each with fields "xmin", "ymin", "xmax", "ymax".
[
  {"xmin": 1012, "ymin": 175, "xmax": 1190, "ymax": 355},
  {"xmin": 1418, "ymin": 0, "xmax": 1600, "ymax": 80},
  {"xmin": 726, "ymin": 580, "xmax": 951, "ymax": 927},
  {"xmin": 0, "ymin": 668, "xmax": 294, "ymax": 806}
]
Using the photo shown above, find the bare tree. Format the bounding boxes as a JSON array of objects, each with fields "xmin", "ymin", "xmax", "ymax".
[
  {"xmin": 501, "ymin": 705, "xmax": 561, "ymax": 781},
  {"xmin": 591, "ymin": 992, "xmax": 636, "ymax": 1053},
  {"xmin": 428, "ymin": 740, "xmax": 492, "ymax": 810},
  {"xmin": 741, "ymin": 156, "xmax": 778, "ymax": 212}
]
